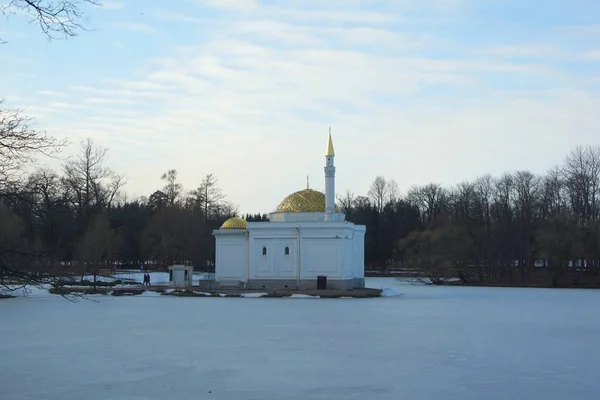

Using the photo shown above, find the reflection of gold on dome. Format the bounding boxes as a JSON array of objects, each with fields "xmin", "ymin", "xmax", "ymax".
[
  {"xmin": 220, "ymin": 217, "xmax": 247, "ymax": 229},
  {"xmin": 276, "ymin": 189, "xmax": 326, "ymax": 213}
]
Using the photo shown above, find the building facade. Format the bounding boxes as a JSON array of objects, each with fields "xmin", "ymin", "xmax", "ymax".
[{"xmin": 213, "ymin": 131, "xmax": 366, "ymax": 290}]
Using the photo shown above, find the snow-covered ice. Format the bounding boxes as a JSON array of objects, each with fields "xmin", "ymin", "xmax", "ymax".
[
  {"xmin": 1, "ymin": 277, "xmax": 600, "ymax": 400},
  {"xmin": 380, "ymin": 287, "xmax": 401, "ymax": 297},
  {"xmin": 288, "ymin": 294, "xmax": 320, "ymax": 299},
  {"xmin": 240, "ymin": 292, "xmax": 267, "ymax": 298},
  {"xmin": 112, "ymin": 270, "xmax": 210, "ymax": 285}
]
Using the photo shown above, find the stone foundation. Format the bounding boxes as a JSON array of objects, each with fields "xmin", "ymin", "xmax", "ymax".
[
  {"xmin": 202, "ymin": 278, "xmax": 365, "ymax": 291},
  {"xmin": 243, "ymin": 278, "xmax": 365, "ymax": 291}
]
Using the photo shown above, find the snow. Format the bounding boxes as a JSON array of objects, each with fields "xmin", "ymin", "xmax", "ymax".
[
  {"xmin": 1, "ymin": 285, "xmax": 51, "ymax": 297},
  {"xmin": 380, "ymin": 287, "xmax": 401, "ymax": 297},
  {"xmin": 1, "ymin": 278, "xmax": 600, "ymax": 400},
  {"xmin": 81, "ymin": 275, "xmax": 118, "ymax": 283},
  {"xmin": 240, "ymin": 293, "xmax": 267, "ymax": 298},
  {"xmin": 288, "ymin": 294, "xmax": 320, "ymax": 298},
  {"xmin": 112, "ymin": 270, "xmax": 212, "ymax": 285},
  {"xmin": 139, "ymin": 290, "xmax": 162, "ymax": 297}
]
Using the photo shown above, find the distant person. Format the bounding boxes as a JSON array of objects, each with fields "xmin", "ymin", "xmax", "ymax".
[{"xmin": 146, "ymin": 273, "xmax": 151, "ymax": 286}]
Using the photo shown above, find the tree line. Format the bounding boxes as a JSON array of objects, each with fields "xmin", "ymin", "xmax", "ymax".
[
  {"xmin": 2, "ymin": 1, "xmax": 599, "ymax": 289},
  {"xmin": 1, "ymin": 129, "xmax": 599, "ymax": 289},
  {"xmin": 348, "ymin": 146, "xmax": 600, "ymax": 287},
  {"xmin": 0, "ymin": 137, "xmax": 241, "ymax": 286}
]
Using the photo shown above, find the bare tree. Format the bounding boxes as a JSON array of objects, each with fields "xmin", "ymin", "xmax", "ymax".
[
  {"xmin": 26, "ymin": 168, "xmax": 73, "ymax": 259},
  {"xmin": 141, "ymin": 206, "xmax": 192, "ymax": 266},
  {"xmin": 193, "ymin": 173, "xmax": 225, "ymax": 222},
  {"xmin": 540, "ymin": 167, "xmax": 567, "ymax": 219},
  {"xmin": 337, "ymin": 189, "xmax": 355, "ymax": 215},
  {"xmin": 0, "ymin": 202, "xmax": 33, "ymax": 292},
  {"xmin": 0, "ymin": 0, "xmax": 101, "ymax": 296},
  {"xmin": 399, "ymin": 223, "xmax": 474, "ymax": 285},
  {"xmin": 62, "ymin": 139, "xmax": 125, "ymax": 229},
  {"xmin": 0, "ymin": 201, "xmax": 67, "ymax": 295},
  {"xmin": 161, "ymin": 169, "xmax": 182, "ymax": 207},
  {"xmin": 1, "ymin": 0, "xmax": 100, "ymax": 42},
  {"xmin": 453, "ymin": 181, "xmax": 477, "ymax": 223},
  {"xmin": 147, "ymin": 189, "xmax": 169, "ymax": 210},
  {"xmin": 407, "ymin": 183, "xmax": 447, "ymax": 224},
  {"xmin": 387, "ymin": 179, "xmax": 400, "ymax": 204},
  {"xmin": 563, "ymin": 146, "xmax": 600, "ymax": 225},
  {"xmin": 473, "ymin": 174, "xmax": 494, "ymax": 280},
  {"xmin": 368, "ymin": 176, "xmax": 388, "ymax": 214},
  {"xmin": 513, "ymin": 170, "xmax": 541, "ymax": 279},
  {"xmin": 77, "ymin": 212, "xmax": 118, "ymax": 288},
  {"xmin": 0, "ymin": 101, "xmax": 65, "ymax": 188}
]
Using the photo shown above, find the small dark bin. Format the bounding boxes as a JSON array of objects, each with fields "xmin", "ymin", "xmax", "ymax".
[{"xmin": 317, "ymin": 275, "xmax": 327, "ymax": 290}]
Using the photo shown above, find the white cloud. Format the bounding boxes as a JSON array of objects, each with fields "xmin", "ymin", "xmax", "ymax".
[
  {"xmin": 480, "ymin": 44, "xmax": 568, "ymax": 58},
  {"xmin": 69, "ymin": 85, "xmax": 175, "ymax": 99},
  {"xmin": 112, "ymin": 22, "xmax": 154, "ymax": 33},
  {"xmin": 8, "ymin": 2, "xmax": 600, "ymax": 213},
  {"xmin": 39, "ymin": 90, "xmax": 70, "ymax": 97},
  {"xmin": 198, "ymin": 0, "xmax": 261, "ymax": 12},
  {"xmin": 47, "ymin": 102, "xmax": 85, "ymax": 109},
  {"xmin": 0, "ymin": 54, "xmax": 32, "ymax": 63},
  {"xmin": 84, "ymin": 97, "xmax": 137, "ymax": 105},
  {"xmin": 580, "ymin": 50, "xmax": 600, "ymax": 60},
  {"xmin": 151, "ymin": 9, "xmax": 202, "ymax": 23},
  {"xmin": 100, "ymin": 1, "xmax": 124, "ymax": 10}
]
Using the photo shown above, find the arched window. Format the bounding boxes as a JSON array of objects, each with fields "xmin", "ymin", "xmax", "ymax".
[
  {"xmin": 262, "ymin": 246, "xmax": 267, "ymax": 256},
  {"xmin": 284, "ymin": 246, "xmax": 290, "ymax": 255}
]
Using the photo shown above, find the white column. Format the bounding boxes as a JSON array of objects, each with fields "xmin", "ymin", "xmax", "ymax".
[
  {"xmin": 325, "ymin": 129, "xmax": 336, "ymax": 222},
  {"xmin": 324, "ymin": 154, "xmax": 335, "ymax": 220}
]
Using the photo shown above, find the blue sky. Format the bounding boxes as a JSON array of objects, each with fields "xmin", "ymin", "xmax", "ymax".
[{"xmin": 1, "ymin": 0, "xmax": 600, "ymax": 214}]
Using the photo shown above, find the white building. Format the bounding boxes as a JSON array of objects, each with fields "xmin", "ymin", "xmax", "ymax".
[
  {"xmin": 168, "ymin": 264, "xmax": 194, "ymax": 287},
  {"xmin": 213, "ymin": 130, "xmax": 366, "ymax": 290}
]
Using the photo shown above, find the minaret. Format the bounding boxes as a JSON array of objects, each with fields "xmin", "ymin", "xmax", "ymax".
[{"xmin": 324, "ymin": 127, "xmax": 336, "ymax": 221}]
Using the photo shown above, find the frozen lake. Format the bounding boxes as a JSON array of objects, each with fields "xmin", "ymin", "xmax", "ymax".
[{"xmin": 1, "ymin": 278, "xmax": 599, "ymax": 400}]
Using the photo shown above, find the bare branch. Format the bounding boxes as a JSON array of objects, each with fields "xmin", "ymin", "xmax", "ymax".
[
  {"xmin": 1, "ymin": 0, "xmax": 100, "ymax": 41},
  {"xmin": 0, "ymin": 100, "xmax": 67, "ymax": 188}
]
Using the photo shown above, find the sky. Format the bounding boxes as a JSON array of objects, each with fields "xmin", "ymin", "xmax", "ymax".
[{"xmin": 1, "ymin": 0, "xmax": 600, "ymax": 214}]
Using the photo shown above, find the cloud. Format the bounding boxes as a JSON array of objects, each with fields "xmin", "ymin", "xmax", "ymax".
[
  {"xmin": 198, "ymin": 0, "xmax": 261, "ymax": 12},
  {"xmin": 69, "ymin": 85, "xmax": 175, "ymax": 99},
  {"xmin": 112, "ymin": 22, "xmax": 154, "ymax": 33},
  {"xmin": 47, "ymin": 102, "xmax": 84, "ymax": 109},
  {"xmin": 39, "ymin": 90, "xmax": 70, "ymax": 97},
  {"xmin": 6, "ymin": 1, "xmax": 600, "ymax": 213},
  {"xmin": 580, "ymin": 50, "xmax": 600, "ymax": 60},
  {"xmin": 151, "ymin": 9, "xmax": 202, "ymax": 23},
  {"xmin": 479, "ymin": 45, "xmax": 568, "ymax": 59},
  {"xmin": 100, "ymin": 1, "xmax": 124, "ymax": 10},
  {"xmin": 0, "ymin": 54, "xmax": 32, "ymax": 63},
  {"xmin": 84, "ymin": 97, "xmax": 137, "ymax": 105}
]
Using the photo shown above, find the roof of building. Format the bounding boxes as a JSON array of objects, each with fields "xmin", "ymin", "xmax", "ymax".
[
  {"xmin": 276, "ymin": 188, "xmax": 326, "ymax": 213},
  {"xmin": 325, "ymin": 129, "xmax": 335, "ymax": 156},
  {"xmin": 220, "ymin": 216, "xmax": 248, "ymax": 229}
]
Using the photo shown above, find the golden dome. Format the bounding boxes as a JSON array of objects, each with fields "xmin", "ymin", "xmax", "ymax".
[
  {"xmin": 276, "ymin": 189, "xmax": 326, "ymax": 213},
  {"xmin": 220, "ymin": 217, "xmax": 248, "ymax": 229}
]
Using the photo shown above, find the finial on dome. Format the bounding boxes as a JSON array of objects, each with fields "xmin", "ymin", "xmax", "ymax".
[{"xmin": 325, "ymin": 127, "xmax": 335, "ymax": 156}]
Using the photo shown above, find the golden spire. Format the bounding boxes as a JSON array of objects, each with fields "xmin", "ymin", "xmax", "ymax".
[{"xmin": 325, "ymin": 126, "xmax": 335, "ymax": 156}]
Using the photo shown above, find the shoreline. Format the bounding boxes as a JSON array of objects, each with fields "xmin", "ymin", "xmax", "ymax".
[
  {"xmin": 48, "ymin": 285, "xmax": 383, "ymax": 298},
  {"xmin": 446, "ymin": 281, "xmax": 600, "ymax": 289}
]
